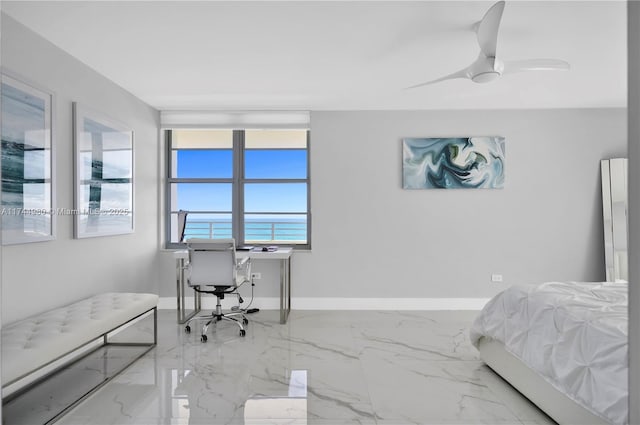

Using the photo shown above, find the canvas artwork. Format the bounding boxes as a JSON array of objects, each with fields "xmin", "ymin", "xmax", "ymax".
[
  {"xmin": 74, "ymin": 103, "xmax": 134, "ymax": 238},
  {"xmin": 1, "ymin": 73, "xmax": 55, "ymax": 244},
  {"xmin": 402, "ymin": 137, "xmax": 505, "ymax": 189}
]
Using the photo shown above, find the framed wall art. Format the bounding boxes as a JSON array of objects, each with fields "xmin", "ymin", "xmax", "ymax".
[
  {"xmin": 1, "ymin": 72, "xmax": 56, "ymax": 244},
  {"xmin": 73, "ymin": 103, "xmax": 134, "ymax": 238},
  {"xmin": 402, "ymin": 137, "xmax": 505, "ymax": 189}
]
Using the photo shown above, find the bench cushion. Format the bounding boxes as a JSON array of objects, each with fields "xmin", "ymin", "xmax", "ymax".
[{"xmin": 1, "ymin": 292, "xmax": 158, "ymax": 386}]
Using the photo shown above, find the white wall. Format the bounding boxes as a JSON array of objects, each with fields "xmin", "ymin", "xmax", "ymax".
[
  {"xmin": 158, "ymin": 109, "xmax": 626, "ymax": 305},
  {"xmin": 627, "ymin": 2, "xmax": 639, "ymax": 423},
  {"xmin": 1, "ymin": 15, "xmax": 161, "ymax": 324},
  {"xmin": 299, "ymin": 109, "xmax": 626, "ymax": 300}
]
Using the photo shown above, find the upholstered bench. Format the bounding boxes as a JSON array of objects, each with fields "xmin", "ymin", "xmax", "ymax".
[{"xmin": 1, "ymin": 292, "xmax": 158, "ymax": 422}]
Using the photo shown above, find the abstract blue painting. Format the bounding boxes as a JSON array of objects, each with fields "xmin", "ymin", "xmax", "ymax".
[{"xmin": 402, "ymin": 137, "xmax": 505, "ymax": 189}]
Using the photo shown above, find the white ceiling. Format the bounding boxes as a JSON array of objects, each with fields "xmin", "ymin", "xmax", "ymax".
[{"xmin": 2, "ymin": 1, "xmax": 628, "ymax": 111}]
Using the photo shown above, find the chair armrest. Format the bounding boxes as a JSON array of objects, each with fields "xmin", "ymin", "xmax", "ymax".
[
  {"xmin": 236, "ymin": 257, "xmax": 252, "ymax": 284},
  {"xmin": 182, "ymin": 258, "xmax": 191, "ymax": 271}
]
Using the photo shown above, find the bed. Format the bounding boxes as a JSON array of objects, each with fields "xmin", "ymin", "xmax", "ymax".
[{"xmin": 470, "ymin": 281, "xmax": 628, "ymax": 425}]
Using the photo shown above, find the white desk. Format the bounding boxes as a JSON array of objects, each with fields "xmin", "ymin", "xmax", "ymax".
[{"xmin": 173, "ymin": 248, "xmax": 293, "ymax": 324}]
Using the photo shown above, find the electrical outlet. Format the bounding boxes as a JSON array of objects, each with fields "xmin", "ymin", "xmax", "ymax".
[
  {"xmin": 251, "ymin": 272, "xmax": 262, "ymax": 280},
  {"xmin": 491, "ymin": 274, "xmax": 503, "ymax": 283}
]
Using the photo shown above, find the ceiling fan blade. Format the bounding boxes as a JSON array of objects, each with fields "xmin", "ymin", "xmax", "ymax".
[
  {"xmin": 502, "ymin": 59, "xmax": 570, "ymax": 74},
  {"xmin": 405, "ymin": 68, "xmax": 471, "ymax": 89},
  {"xmin": 476, "ymin": 1, "xmax": 505, "ymax": 57}
]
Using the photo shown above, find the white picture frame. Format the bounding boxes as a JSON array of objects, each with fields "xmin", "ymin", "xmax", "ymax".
[
  {"xmin": 1, "ymin": 71, "xmax": 56, "ymax": 245},
  {"xmin": 73, "ymin": 103, "xmax": 134, "ymax": 238}
]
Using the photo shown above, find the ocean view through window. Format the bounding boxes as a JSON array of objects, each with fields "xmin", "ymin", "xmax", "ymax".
[{"xmin": 166, "ymin": 129, "xmax": 310, "ymax": 248}]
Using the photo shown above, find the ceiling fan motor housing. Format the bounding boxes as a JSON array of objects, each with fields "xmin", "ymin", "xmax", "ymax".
[{"xmin": 470, "ymin": 55, "xmax": 504, "ymax": 83}]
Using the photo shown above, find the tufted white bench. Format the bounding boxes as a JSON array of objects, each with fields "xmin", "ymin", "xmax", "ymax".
[{"xmin": 1, "ymin": 292, "xmax": 158, "ymax": 421}]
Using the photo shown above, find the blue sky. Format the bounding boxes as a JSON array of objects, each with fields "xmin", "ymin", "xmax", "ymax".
[{"xmin": 176, "ymin": 149, "xmax": 307, "ymax": 214}]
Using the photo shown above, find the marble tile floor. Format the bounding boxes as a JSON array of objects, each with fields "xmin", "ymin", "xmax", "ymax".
[{"xmin": 23, "ymin": 310, "xmax": 557, "ymax": 425}]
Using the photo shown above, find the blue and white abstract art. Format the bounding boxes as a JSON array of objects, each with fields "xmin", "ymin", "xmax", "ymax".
[{"xmin": 402, "ymin": 137, "xmax": 505, "ymax": 189}]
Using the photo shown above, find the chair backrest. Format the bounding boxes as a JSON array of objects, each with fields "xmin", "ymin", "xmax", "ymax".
[
  {"xmin": 186, "ymin": 238, "xmax": 237, "ymax": 288},
  {"xmin": 177, "ymin": 210, "xmax": 188, "ymax": 242}
]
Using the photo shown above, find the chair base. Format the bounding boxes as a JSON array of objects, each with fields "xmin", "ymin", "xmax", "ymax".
[{"xmin": 184, "ymin": 298, "xmax": 249, "ymax": 341}]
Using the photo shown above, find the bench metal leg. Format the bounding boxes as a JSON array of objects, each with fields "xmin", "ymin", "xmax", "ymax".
[{"xmin": 2, "ymin": 307, "xmax": 158, "ymax": 425}]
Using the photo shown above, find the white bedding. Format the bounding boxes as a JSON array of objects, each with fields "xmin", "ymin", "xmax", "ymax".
[{"xmin": 470, "ymin": 281, "xmax": 628, "ymax": 425}]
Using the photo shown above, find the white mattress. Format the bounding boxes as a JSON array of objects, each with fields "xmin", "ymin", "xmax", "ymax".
[{"xmin": 470, "ymin": 281, "xmax": 628, "ymax": 425}]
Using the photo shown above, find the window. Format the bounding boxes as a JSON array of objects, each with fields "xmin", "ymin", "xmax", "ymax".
[{"xmin": 167, "ymin": 129, "xmax": 310, "ymax": 248}]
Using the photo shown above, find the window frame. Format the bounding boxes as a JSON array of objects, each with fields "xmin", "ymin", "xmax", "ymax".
[{"xmin": 165, "ymin": 129, "xmax": 311, "ymax": 249}]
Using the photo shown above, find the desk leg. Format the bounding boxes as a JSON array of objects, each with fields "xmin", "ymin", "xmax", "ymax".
[
  {"xmin": 280, "ymin": 257, "xmax": 291, "ymax": 324},
  {"xmin": 176, "ymin": 258, "xmax": 201, "ymax": 324},
  {"xmin": 176, "ymin": 258, "xmax": 184, "ymax": 323}
]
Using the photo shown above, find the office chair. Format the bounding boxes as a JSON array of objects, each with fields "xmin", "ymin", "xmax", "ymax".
[
  {"xmin": 184, "ymin": 238, "xmax": 251, "ymax": 342},
  {"xmin": 177, "ymin": 210, "xmax": 188, "ymax": 242}
]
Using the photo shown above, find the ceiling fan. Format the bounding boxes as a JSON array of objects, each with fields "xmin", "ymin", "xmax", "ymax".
[{"xmin": 406, "ymin": 1, "xmax": 570, "ymax": 89}]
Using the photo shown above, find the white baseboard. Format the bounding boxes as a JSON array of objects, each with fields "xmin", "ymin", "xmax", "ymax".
[
  {"xmin": 158, "ymin": 296, "xmax": 280, "ymax": 310},
  {"xmin": 158, "ymin": 297, "xmax": 490, "ymax": 311}
]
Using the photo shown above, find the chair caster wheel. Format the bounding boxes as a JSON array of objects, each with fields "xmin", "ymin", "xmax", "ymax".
[
  {"xmin": 243, "ymin": 318, "xmax": 249, "ymax": 325},
  {"xmin": 185, "ymin": 325, "xmax": 191, "ymax": 333},
  {"xmin": 240, "ymin": 329, "xmax": 246, "ymax": 337},
  {"xmin": 201, "ymin": 334, "xmax": 207, "ymax": 342}
]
